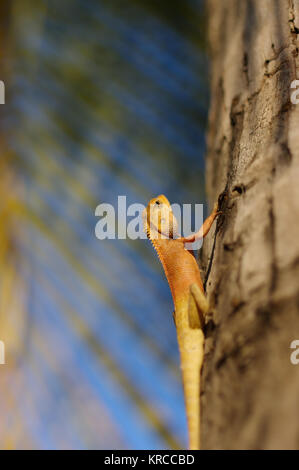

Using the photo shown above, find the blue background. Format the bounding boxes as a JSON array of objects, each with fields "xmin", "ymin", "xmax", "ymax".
[{"xmin": 0, "ymin": 0, "xmax": 209, "ymax": 449}]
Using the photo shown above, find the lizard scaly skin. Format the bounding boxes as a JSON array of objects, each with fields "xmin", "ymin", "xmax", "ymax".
[{"xmin": 143, "ymin": 195, "xmax": 219, "ymax": 450}]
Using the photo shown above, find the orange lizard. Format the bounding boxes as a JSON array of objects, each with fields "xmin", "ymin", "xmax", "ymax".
[{"xmin": 143, "ymin": 195, "xmax": 220, "ymax": 450}]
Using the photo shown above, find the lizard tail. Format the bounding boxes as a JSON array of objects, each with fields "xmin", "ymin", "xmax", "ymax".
[{"xmin": 178, "ymin": 328, "xmax": 204, "ymax": 451}]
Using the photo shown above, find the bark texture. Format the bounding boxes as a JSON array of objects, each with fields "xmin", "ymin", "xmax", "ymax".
[{"xmin": 201, "ymin": 0, "xmax": 299, "ymax": 449}]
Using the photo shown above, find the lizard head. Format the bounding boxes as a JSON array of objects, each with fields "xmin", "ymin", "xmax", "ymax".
[{"xmin": 143, "ymin": 194, "xmax": 178, "ymax": 240}]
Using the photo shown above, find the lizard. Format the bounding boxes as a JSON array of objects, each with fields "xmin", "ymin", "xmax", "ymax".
[{"xmin": 143, "ymin": 195, "xmax": 220, "ymax": 450}]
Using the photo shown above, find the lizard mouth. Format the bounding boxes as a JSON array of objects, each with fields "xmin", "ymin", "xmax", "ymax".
[
  {"xmin": 143, "ymin": 213, "xmax": 175, "ymax": 240},
  {"xmin": 143, "ymin": 197, "xmax": 178, "ymax": 240}
]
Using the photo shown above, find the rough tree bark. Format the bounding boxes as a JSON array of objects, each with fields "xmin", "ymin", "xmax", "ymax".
[{"xmin": 201, "ymin": 0, "xmax": 299, "ymax": 449}]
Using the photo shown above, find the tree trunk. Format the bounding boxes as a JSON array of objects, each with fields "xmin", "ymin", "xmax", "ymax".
[{"xmin": 201, "ymin": 0, "xmax": 299, "ymax": 449}]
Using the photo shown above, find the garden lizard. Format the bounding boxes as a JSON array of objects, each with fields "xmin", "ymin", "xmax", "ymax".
[{"xmin": 143, "ymin": 195, "xmax": 220, "ymax": 450}]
